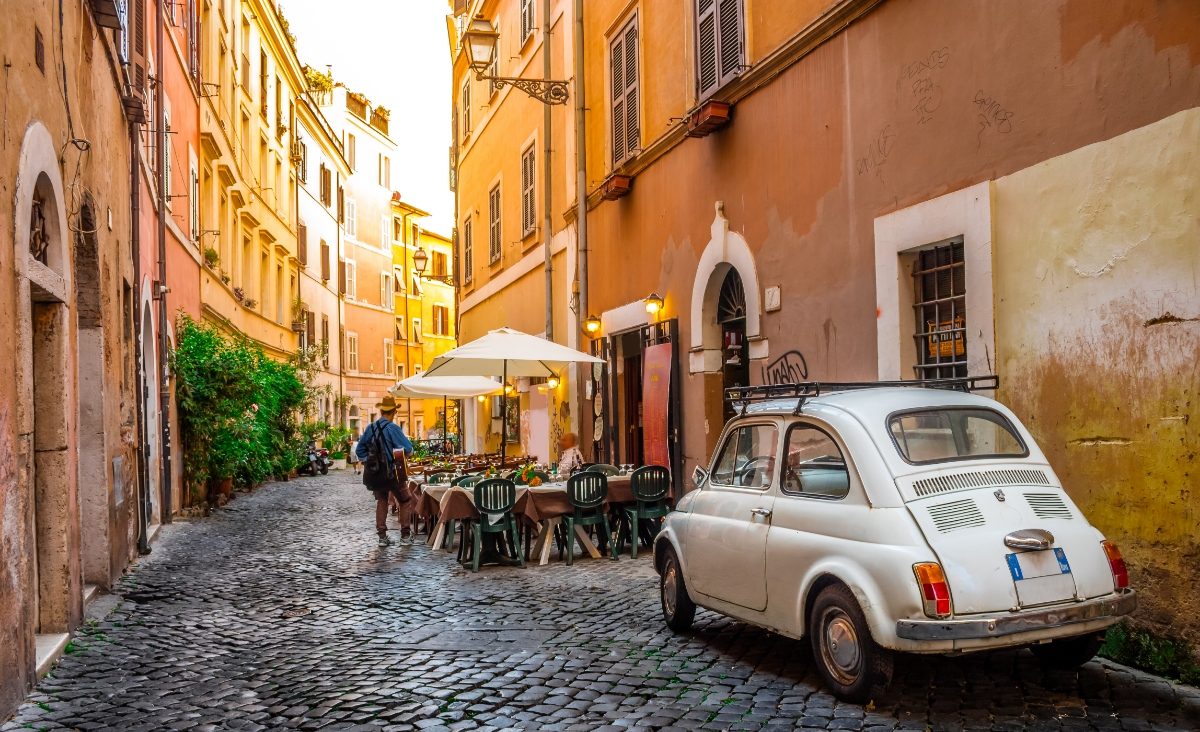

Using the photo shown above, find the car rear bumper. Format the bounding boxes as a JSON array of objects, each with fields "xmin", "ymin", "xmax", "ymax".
[{"xmin": 895, "ymin": 590, "xmax": 1136, "ymax": 641}]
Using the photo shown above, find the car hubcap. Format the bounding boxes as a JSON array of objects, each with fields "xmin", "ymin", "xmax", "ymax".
[
  {"xmin": 821, "ymin": 609, "xmax": 861, "ymax": 684},
  {"xmin": 663, "ymin": 561, "xmax": 678, "ymax": 618}
]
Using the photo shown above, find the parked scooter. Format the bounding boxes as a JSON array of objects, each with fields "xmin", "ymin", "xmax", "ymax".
[{"xmin": 299, "ymin": 440, "xmax": 332, "ymax": 476}]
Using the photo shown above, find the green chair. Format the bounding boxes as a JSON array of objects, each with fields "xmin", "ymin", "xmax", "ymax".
[
  {"xmin": 452, "ymin": 474, "xmax": 481, "ymax": 488},
  {"xmin": 622, "ymin": 465, "xmax": 671, "ymax": 559},
  {"xmin": 426, "ymin": 471, "xmax": 455, "ymax": 486},
  {"xmin": 466, "ymin": 479, "xmax": 524, "ymax": 572},
  {"xmin": 564, "ymin": 472, "xmax": 614, "ymax": 565},
  {"xmin": 586, "ymin": 463, "xmax": 621, "ymax": 477}
]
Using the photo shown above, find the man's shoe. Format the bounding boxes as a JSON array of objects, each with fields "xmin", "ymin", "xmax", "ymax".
[
  {"xmin": 399, "ymin": 531, "xmax": 413, "ymax": 545},
  {"xmin": 377, "ymin": 533, "xmax": 393, "ymax": 547}
]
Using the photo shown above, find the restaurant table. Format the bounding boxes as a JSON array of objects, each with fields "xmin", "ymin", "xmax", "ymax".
[{"xmin": 419, "ymin": 475, "xmax": 663, "ymax": 565}]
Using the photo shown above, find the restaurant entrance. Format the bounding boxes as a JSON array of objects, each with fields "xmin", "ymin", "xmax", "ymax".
[{"xmin": 590, "ymin": 319, "xmax": 683, "ymax": 491}]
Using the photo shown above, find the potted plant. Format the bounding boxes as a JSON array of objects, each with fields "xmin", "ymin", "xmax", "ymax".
[
  {"xmin": 220, "ymin": 272, "xmax": 231, "ymax": 284},
  {"xmin": 203, "ymin": 247, "xmax": 220, "ymax": 268},
  {"xmin": 244, "ymin": 298, "xmax": 258, "ymax": 309},
  {"xmin": 233, "ymin": 286, "xmax": 245, "ymax": 302}
]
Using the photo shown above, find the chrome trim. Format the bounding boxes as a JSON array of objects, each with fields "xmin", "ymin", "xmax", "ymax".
[
  {"xmin": 1004, "ymin": 528, "xmax": 1055, "ymax": 550},
  {"xmin": 896, "ymin": 591, "xmax": 1137, "ymax": 641}
]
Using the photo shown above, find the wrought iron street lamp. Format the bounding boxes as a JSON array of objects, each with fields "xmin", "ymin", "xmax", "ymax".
[
  {"xmin": 412, "ymin": 246, "xmax": 453, "ymax": 285},
  {"xmin": 463, "ymin": 16, "xmax": 569, "ymax": 106}
]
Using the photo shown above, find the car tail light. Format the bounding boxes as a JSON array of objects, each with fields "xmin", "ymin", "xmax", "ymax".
[
  {"xmin": 1102, "ymin": 540, "xmax": 1129, "ymax": 590},
  {"xmin": 913, "ymin": 562, "xmax": 952, "ymax": 619}
]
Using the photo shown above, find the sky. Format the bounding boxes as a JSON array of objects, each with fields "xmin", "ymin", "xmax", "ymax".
[{"xmin": 280, "ymin": 0, "xmax": 455, "ymax": 234}]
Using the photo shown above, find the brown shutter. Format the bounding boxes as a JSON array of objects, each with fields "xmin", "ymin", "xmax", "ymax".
[
  {"xmin": 297, "ymin": 223, "xmax": 308, "ymax": 266},
  {"xmin": 611, "ymin": 32, "xmax": 625, "ymax": 164},
  {"xmin": 624, "ymin": 22, "xmax": 639, "ymax": 159},
  {"xmin": 337, "ymin": 186, "xmax": 344, "ymax": 223},
  {"xmin": 320, "ymin": 240, "xmax": 330, "ymax": 281},
  {"xmin": 696, "ymin": 0, "xmax": 718, "ymax": 97},
  {"xmin": 338, "ymin": 259, "xmax": 346, "ymax": 294},
  {"xmin": 717, "ymin": 0, "xmax": 742, "ymax": 82},
  {"xmin": 134, "ymin": 0, "xmax": 145, "ymax": 56},
  {"xmin": 305, "ymin": 311, "xmax": 316, "ymax": 348}
]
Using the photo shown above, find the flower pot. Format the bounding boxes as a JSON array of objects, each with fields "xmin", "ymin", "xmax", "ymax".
[
  {"xmin": 332, "ymin": 458, "xmax": 347, "ymax": 470},
  {"xmin": 217, "ymin": 477, "xmax": 233, "ymax": 499}
]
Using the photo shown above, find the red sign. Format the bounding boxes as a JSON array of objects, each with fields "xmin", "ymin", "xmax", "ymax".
[{"xmin": 642, "ymin": 343, "xmax": 672, "ymax": 468}]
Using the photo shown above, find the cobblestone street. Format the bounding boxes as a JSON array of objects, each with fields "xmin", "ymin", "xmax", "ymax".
[{"xmin": 5, "ymin": 471, "xmax": 1198, "ymax": 732}]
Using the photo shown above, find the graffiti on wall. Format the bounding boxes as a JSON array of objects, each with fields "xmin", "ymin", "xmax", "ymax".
[
  {"xmin": 761, "ymin": 350, "xmax": 809, "ymax": 385},
  {"xmin": 898, "ymin": 46, "xmax": 950, "ymax": 125}
]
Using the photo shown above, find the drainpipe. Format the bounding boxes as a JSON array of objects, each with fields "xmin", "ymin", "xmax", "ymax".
[
  {"xmin": 154, "ymin": 0, "xmax": 173, "ymax": 523},
  {"xmin": 131, "ymin": 121, "xmax": 150, "ymax": 556},
  {"xmin": 336, "ymin": 170, "xmax": 346, "ymax": 429},
  {"xmin": 543, "ymin": 0, "xmax": 554, "ymax": 343},
  {"xmin": 402, "ymin": 212, "xmax": 413, "ymax": 432},
  {"xmin": 574, "ymin": 0, "xmax": 588, "ymax": 335}
]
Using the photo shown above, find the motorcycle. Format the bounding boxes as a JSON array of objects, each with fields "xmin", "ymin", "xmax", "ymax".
[{"xmin": 299, "ymin": 440, "xmax": 332, "ymax": 476}]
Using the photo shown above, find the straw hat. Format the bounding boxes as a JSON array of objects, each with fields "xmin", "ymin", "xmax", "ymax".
[{"xmin": 375, "ymin": 395, "xmax": 399, "ymax": 412}]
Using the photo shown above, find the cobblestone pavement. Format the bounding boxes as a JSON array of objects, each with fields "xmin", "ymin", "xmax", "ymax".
[{"xmin": 5, "ymin": 472, "xmax": 1199, "ymax": 732}]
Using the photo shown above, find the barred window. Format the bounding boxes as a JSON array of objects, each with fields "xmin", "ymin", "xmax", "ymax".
[{"xmin": 912, "ymin": 239, "xmax": 966, "ymax": 379}]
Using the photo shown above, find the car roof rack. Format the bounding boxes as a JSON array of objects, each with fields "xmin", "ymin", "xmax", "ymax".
[{"xmin": 724, "ymin": 375, "xmax": 999, "ymax": 416}]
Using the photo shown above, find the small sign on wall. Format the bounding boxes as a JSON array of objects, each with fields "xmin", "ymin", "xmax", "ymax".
[{"xmin": 765, "ymin": 286, "xmax": 781, "ymax": 312}]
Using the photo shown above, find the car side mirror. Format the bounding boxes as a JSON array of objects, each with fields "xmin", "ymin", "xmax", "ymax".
[{"xmin": 692, "ymin": 465, "xmax": 709, "ymax": 488}]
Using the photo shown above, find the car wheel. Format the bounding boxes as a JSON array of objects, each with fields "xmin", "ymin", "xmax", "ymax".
[
  {"xmin": 660, "ymin": 547, "xmax": 696, "ymax": 633},
  {"xmin": 1031, "ymin": 632, "xmax": 1104, "ymax": 669},
  {"xmin": 809, "ymin": 584, "xmax": 893, "ymax": 703}
]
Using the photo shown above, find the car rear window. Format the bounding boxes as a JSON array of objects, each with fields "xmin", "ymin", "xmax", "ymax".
[{"xmin": 888, "ymin": 408, "xmax": 1027, "ymax": 464}]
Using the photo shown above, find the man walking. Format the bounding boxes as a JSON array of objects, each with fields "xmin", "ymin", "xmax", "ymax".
[{"xmin": 356, "ymin": 396, "xmax": 415, "ymax": 546}]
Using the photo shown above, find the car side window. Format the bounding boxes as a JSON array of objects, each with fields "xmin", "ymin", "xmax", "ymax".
[
  {"xmin": 782, "ymin": 424, "xmax": 850, "ymax": 499},
  {"xmin": 711, "ymin": 424, "xmax": 778, "ymax": 489}
]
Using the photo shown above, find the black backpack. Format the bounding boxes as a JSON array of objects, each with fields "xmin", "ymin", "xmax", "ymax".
[{"xmin": 362, "ymin": 420, "xmax": 398, "ymax": 492}]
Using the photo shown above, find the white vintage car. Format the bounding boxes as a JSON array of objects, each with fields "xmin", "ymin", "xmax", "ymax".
[{"xmin": 653, "ymin": 379, "xmax": 1136, "ymax": 702}]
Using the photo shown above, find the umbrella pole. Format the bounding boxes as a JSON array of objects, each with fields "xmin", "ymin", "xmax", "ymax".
[
  {"xmin": 443, "ymin": 394, "xmax": 447, "ymax": 453},
  {"xmin": 501, "ymin": 361, "xmax": 508, "ymax": 463}
]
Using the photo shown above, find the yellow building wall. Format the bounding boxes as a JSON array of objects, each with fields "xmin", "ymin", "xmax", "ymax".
[
  {"xmin": 198, "ymin": 0, "xmax": 303, "ymax": 358},
  {"xmin": 994, "ymin": 107, "xmax": 1200, "ymax": 643}
]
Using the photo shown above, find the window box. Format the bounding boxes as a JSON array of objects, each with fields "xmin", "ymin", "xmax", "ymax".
[
  {"xmin": 601, "ymin": 174, "xmax": 633, "ymax": 201},
  {"xmin": 686, "ymin": 100, "xmax": 732, "ymax": 138}
]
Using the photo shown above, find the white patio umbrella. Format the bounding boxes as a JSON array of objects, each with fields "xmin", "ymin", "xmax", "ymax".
[
  {"xmin": 389, "ymin": 375, "xmax": 503, "ymax": 453},
  {"xmin": 422, "ymin": 327, "xmax": 604, "ymax": 459}
]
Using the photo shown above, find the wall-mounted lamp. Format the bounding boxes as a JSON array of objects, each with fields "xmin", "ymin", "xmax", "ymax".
[
  {"xmin": 503, "ymin": 384, "xmax": 515, "ymax": 395},
  {"xmin": 476, "ymin": 395, "xmax": 487, "ymax": 403},
  {"xmin": 644, "ymin": 293, "xmax": 664, "ymax": 315},
  {"xmin": 583, "ymin": 315, "xmax": 601, "ymax": 336},
  {"xmin": 547, "ymin": 375, "xmax": 560, "ymax": 389},
  {"xmin": 463, "ymin": 15, "xmax": 570, "ymax": 105}
]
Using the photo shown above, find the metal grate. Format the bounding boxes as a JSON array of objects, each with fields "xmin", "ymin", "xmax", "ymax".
[
  {"xmin": 1025, "ymin": 492, "xmax": 1073, "ymax": 520},
  {"xmin": 912, "ymin": 239, "xmax": 966, "ymax": 379},
  {"xmin": 912, "ymin": 468, "xmax": 1051, "ymax": 497},
  {"xmin": 927, "ymin": 498, "xmax": 985, "ymax": 532}
]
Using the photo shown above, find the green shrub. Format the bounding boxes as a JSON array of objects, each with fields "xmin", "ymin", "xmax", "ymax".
[{"xmin": 1099, "ymin": 622, "xmax": 1200, "ymax": 685}]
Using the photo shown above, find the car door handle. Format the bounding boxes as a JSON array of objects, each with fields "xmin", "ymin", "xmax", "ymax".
[{"xmin": 750, "ymin": 508, "xmax": 772, "ymax": 518}]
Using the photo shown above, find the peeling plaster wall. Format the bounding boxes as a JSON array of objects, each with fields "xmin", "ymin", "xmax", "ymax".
[{"xmin": 994, "ymin": 107, "xmax": 1200, "ymax": 652}]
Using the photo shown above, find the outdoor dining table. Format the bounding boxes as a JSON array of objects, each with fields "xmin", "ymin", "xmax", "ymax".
[{"xmin": 418, "ymin": 475, "xmax": 660, "ymax": 565}]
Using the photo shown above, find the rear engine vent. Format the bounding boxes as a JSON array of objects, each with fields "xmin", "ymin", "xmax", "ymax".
[
  {"xmin": 913, "ymin": 468, "xmax": 1051, "ymax": 498},
  {"xmin": 928, "ymin": 498, "xmax": 986, "ymax": 533},
  {"xmin": 1025, "ymin": 492, "xmax": 1073, "ymax": 520}
]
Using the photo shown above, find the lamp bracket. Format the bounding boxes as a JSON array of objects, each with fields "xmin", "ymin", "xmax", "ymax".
[{"xmin": 476, "ymin": 72, "xmax": 569, "ymax": 105}]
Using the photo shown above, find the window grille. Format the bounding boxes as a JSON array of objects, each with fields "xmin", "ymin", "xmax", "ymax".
[{"xmin": 912, "ymin": 239, "xmax": 967, "ymax": 379}]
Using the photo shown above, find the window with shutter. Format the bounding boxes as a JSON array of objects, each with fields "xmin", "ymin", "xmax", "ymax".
[
  {"xmin": 338, "ymin": 258, "xmax": 346, "ymax": 294},
  {"xmin": 521, "ymin": 146, "xmax": 536, "ymax": 236},
  {"xmin": 305, "ymin": 311, "xmax": 316, "ymax": 348},
  {"xmin": 610, "ymin": 16, "xmax": 640, "ymax": 167},
  {"xmin": 520, "ymin": 0, "xmax": 535, "ymax": 42},
  {"xmin": 297, "ymin": 223, "xmax": 308, "ymax": 266},
  {"xmin": 461, "ymin": 82, "xmax": 471, "ymax": 139},
  {"xmin": 488, "ymin": 185, "xmax": 501, "ymax": 264},
  {"xmin": 320, "ymin": 240, "xmax": 330, "ymax": 281},
  {"xmin": 321, "ymin": 315, "xmax": 330, "ymax": 366},
  {"xmin": 695, "ymin": 0, "xmax": 743, "ymax": 99},
  {"xmin": 345, "ymin": 259, "xmax": 357, "ymax": 299},
  {"xmin": 462, "ymin": 218, "xmax": 473, "ymax": 282},
  {"xmin": 345, "ymin": 198, "xmax": 356, "ymax": 238}
]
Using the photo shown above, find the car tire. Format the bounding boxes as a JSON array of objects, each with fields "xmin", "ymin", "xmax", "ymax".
[
  {"xmin": 809, "ymin": 584, "xmax": 893, "ymax": 703},
  {"xmin": 1030, "ymin": 632, "xmax": 1104, "ymax": 669},
  {"xmin": 660, "ymin": 547, "xmax": 696, "ymax": 633}
]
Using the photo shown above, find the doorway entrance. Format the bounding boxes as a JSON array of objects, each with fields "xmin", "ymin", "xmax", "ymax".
[{"xmin": 718, "ymin": 269, "xmax": 749, "ymax": 422}]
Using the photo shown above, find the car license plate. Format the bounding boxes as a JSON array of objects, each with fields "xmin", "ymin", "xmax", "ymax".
[{"xmin": 1007, "ymin": 548, "xmax": 1076, "ymax": 607}]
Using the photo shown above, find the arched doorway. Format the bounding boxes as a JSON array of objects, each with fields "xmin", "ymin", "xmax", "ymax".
[
  {"xmin": 717, "ymin": 269, "xmax": 749, "ymax": 422},
  {"xmin": 14, "ymin": 123, "xmax": 80, "ymax": 636}
]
